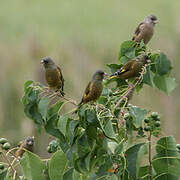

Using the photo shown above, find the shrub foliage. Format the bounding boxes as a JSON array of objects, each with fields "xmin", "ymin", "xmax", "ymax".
[{"xmin": 0, "ymin": 41, "xmax": 179, "ymax": 180}]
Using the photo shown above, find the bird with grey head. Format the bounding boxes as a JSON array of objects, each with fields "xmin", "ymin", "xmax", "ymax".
[
  {"xmin": 41, "ymin": 57, "xmax": 65, "ymax": 96},
  {"xmin": 15, "ymin": 136, "xmax": 34, "ymax": 157},
  {"xmin": 132, "ymin": 14, "xmax": 158, "ymax": 44}
]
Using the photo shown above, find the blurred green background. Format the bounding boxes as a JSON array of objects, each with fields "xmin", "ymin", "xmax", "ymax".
[{"xmin": 0, "ymin": 0, "xmax": 180, "ymax": 157}]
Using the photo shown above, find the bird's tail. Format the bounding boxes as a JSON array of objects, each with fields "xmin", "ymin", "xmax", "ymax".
[
  {"xmin": 55, "ymin": 89, "xmax": 65, "ymax": 96},
  {"xmin": 109, "ymin": 69, "xmax": 126, "ymax": 79},
  {"xmin": 60, "ymin": 90, "xmax": 65, "ymax": 97}
]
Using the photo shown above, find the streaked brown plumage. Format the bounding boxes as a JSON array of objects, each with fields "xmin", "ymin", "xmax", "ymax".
[
  {"xmin": 110, "ymin": 55, "xmax": 150, "ymax": 79},
  {"xmin": 16, "ymin": 136, "xmax": 34, "ymax": 157},
  {"xmin": 132, "ymin": 15, "xmax": 158, "ymax": 44},
  {"xmin": 75, "ymin": 70, "xmax": 106, "ymax": 112},
  {"xmin": 41, "ymin": 57, "xmax": 65, "ymax": 96}
]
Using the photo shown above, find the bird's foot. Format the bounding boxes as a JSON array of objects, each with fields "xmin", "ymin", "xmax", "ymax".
[{"xmin": 55, "ymin": 90, "xmax": 65, "ymax": 97}]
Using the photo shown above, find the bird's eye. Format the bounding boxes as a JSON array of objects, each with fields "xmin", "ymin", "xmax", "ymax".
[
  {"xmin": 144, "ymin": 55, "xmax": 149, "ymax": 59},
  {"xmin": 151, "ymin": 17, "xmax": 156, "ymax": 21},
  {"xmin": 43, "ymin": 59, "xmax": 49, "ymax": 64}
]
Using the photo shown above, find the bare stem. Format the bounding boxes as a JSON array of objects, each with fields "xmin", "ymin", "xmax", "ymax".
[
  {"xmin": 42, "ymin": 88, "xmax": 78, "ymax": 107},
  {"xmin": 114, "ymin": 64, "xmax": 148, "ymax": 109},
  {"xmin": 56, "ymin": 93, "xmax": 78, "ymax": 106},
  {"xmin": 2, "ymin": 151, "xmax": 19, "ymax": 180},
  {"xmin": 148, "ymin": 131, "xmax": 153, "ymax": 180}
]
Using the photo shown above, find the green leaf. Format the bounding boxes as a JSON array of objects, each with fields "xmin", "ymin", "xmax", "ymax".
[
  {"xmin": 58, "ymin": 114, "xmax": 69, "ymax": 137},
  {"xmin": 119, "ymin": 56, "xmax": 131, "ymax": 64},
  {"xmin": 49, "ymin": 151, "xmax": 68, "ymax": 180},
  {"xmin": 63, "ymin": 168, "xmax": 73, "ymax": 180},
  {"xmin": 153, "ymin": 173, "xmax": 179, "ymax": 180},
  {"xmin": 137, "ymin": 166, "xmax": 150, "ymax": 179},
  {"xmin": 45, "ymin": 116, "xmax": 69, "ymax": 152},
  {"xmin": 136, "ymin": 144, "xmax": 148, "ymax": 176},
  {"xmin": 72, "ymin": 170, "xmax": 81, "ymax": 180},
  {"xmin": 129, "ymin": 105, "xmax": 149, "ymax": 128},
  {"xmin": 86, "ymin": 125, "xmax": 97, "ymax": 140},
  {"xmin": 0, "ymin": 169, "xmax": 7, "ymax": 180},
  {"xmin": 125, "ymin": 143, "xmax": 145, "ymax": 179},
  {"xmin": 109, "ymin": 174, "xmax": 118, "ymax": 180},
  {"xmin": 155, "ymin": 53, "xmax": 172, "ymax": 76},
  {"xmin": 86, "ymin": 109, "xmax": 99, "ymax": 126},
  {"xmin": 114, "ymin": 140, "xmax": 124, "ymax": 155},
  {"xmin": 153, "ymin": 75, "xmax": 177, "ymax": 95},
  {"xmin": 74, "ymin": 157, "xmax": 88, "ymax": 173},
  {"xmin": 106, "ymin": 64, "xmax": 122, "ymax": 73},
  {"xmin": 24, "ymin": 80, "xmax": 34, "ymax": 92},
  {"xmin": 153, "ymin": 136, "xmax": 180, "ymax": 178},
  {"xmin": 20, "ymin": 151, "xmax": 46, "ymax": 180},
  {"xmin": 38, "ymin": 97, "xmax": 49, "ymax": 120},
  {"xmin": 47, "ymin": 101, "xmax": 64, "ymax": 120},
  {"xmin": 77, "ymin": 134, "xmax": 90, "ymax": 157},
  {"xmin": 143, "ymin": 66, "xmax": 154, "ymax": 87},
  {"xmin": 90, "ymin": 156, "xmax": 112, "ymax": 179},
  {"xmin": 104, "ymin": 119, "xmax": 115, "ymax": 138},
  {"xmin": 97, "ymin": 96, "xmax": 108, "ymax": 105},
  {"xmin": 119, "ymin": 40, "xmax": 136, "ymax": 59},
  {"xmin": 23, "ymin": 87, "xmax": 44, "ymax": 126}
]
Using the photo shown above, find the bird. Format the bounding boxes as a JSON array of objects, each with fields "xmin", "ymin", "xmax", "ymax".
[
  {"xmin": 132, "ymin": 14, "xmax": 158, "ymax": 44},
  {"xmin": 15, "ymin": 136, "xmax": 34, "ymax": 157},
  {"xmin": 41, "ymin": 57, "xmax": 65, "ymax": 96},
  {"xmin": 110, "ymin": 54, "xmax": 150, "ymax": 79},
  {"xmin": 75, "ymin": 70, "xmax": 106, "ymax": 112}
]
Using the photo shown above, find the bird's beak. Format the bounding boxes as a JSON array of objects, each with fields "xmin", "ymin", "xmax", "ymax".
[
  {"xmin": 104, "ymin": 72, "xmax": 108, "ymax": 76},
  {"xmin": 109, "ymin": 75, "xmax": 116, "ymax": 79},
  {"xmin": 154, "ymin": 20, "xmax": 158, "ymax": 24},
  {"xmin": 147, "ymin": 59, "xmax": 151, "ymax": 63},
  {"xmin": 40, "ymin": 60, "xmax": 44, "ymax": 64},
  {"xmin": 27, "ymin": 141, "xmax": 33, "ymax": 146}
]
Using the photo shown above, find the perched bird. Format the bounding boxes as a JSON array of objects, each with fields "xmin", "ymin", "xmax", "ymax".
[
  {"xmin": 16, "ymin": 136, "xmax": 34, "ymax": 157},
  {"xmin": 41, "ymin": 57, "xmax": 65, "ymax": 96},
  {"xmin": 75, "ymin": 70, "xmax": 106, "ymax": 112},
  {"xmin": 132, "ymin": 14, "xmax": 158, "ymax": 44},
  {"xmin": 110, "ymin": 55, "xmax": 150, "ymax": 79}
]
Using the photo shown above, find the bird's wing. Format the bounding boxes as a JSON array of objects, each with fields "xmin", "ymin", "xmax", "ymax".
[
  {"xmin": 57, "ymin": 66, "xmax": 64, "ymax": 91},
  {"xmin": 132, "ymin": 22, "xmax": 145, "ymax": 40},
  {"xmin": 119, "ymin": 60, "xmax": 136, "ymax": 74},
  {"xmin": 84, "ymin": 82, "xmax": 91, "ymax": 98},
  {"xmin": 79, "ymin": 82, "xmax": 91, "ymax": 106}
]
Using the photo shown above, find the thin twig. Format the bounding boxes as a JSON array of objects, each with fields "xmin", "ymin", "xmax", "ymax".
[
  {"xmin": 56, "ymin": 93, "xmax": 78, "ymax": 106},
  {"xmin": 2, "ymin": 151, "xmax": 19, "ymax": 180},
  {"xmin": 148, "ymin": 131, "xmax": 153, "ymax": 180},
  {"xmin": 42, "ymin": 88, "xmax": 78, "ymax": 107},
  {"xmin": 114, "ymin": 64, "xmax": 148, "ymax": 109}
]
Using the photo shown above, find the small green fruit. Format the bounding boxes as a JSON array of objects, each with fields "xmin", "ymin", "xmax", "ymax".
[
  {"xmin": 47, "ymin": 146, "xmax": 53, "ymax": 153},
  {"xmin": 144, "ymin": 118, "xmax": 150, "ymax": 123},
  {"xmin": 176, "ymin": 144, "xmax": 180, "ymax": 150},
  {"xmin": 0, "ymin": 164, "xmax": 4, "ymax": 170},
  {"xmin": 155, "ymin": 121, "xmax": 161, "ymax": 127},
  {"xmin": 154, "ymin": 116, "xmax": 160, "ymax": 121},
  {"xmin": 124, "ymin": 113, "xmax": 131, "ymax": 120},
  {"xmin": 151, "ymin": 112, "xmax": 158, "ymax": 118},
  {"xmin": 2, "ymin": 143, "xmax": 11, "ymax": 150},
  {"xmin": 0, "ymin": 138, "xmax": 8, "ymax": 144},
  {"xmin": 144, "ymin": 126, "xmax": 151, "ymax": 131}
]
